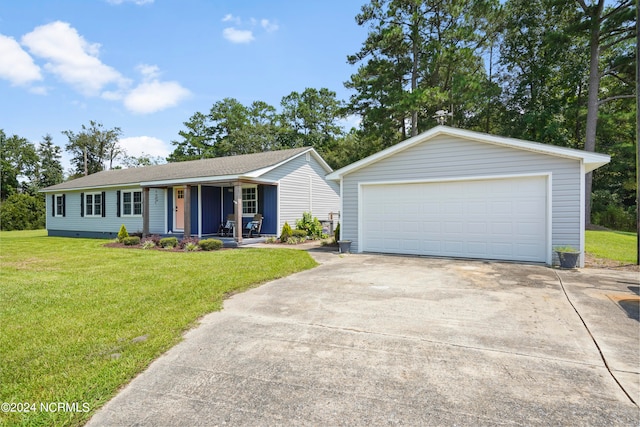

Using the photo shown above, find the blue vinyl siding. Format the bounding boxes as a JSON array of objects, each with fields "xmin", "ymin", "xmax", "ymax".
[
  {"xmin": 190, "ymin": 186, "xmax": 199, "ymax": 234},
  {"xmin": 260, "ymin": 185, "xmax": 277, "ymax": 235},
  {"xmin": 201, "ymin": 186, "xmax": 220, "ymax": 234},
  {"xmin": 223, "ymin": 186, "xmax": 234, "ymax": 221},
  {"xmin": 167, "ymin": 187, "xmax": 174, "ymax": 233}
]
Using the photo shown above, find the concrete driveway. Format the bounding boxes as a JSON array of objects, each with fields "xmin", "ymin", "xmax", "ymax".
[{"xmin": 88, "ymin": 250, "xmax": 639, "ymax": 426}]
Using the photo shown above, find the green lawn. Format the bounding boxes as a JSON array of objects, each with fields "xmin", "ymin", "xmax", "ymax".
[
  {"xmin": 0, "ymin": 230, "xmax": 317, "ymax": 426},
  {"xmin": 585, "ymin": 229, "xmax": 638, "ymax": 265}
]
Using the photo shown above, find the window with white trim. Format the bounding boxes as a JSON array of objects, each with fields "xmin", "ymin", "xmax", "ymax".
[
  {"xmin": 242, "ymin": 186, "xmax": 257, "ymax": 215},
  {"xmin": 122, "ymin": 190, "xmax": 142, "ymax": 216},
  {"xmin": 85, "ymin": 192, "xmax": 102, "ymax": 217}
]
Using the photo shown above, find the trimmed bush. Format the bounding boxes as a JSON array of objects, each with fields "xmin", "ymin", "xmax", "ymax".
[
  {"xmin": 199, "ymin": 238, "xmax": 223, "ymax": 251},
  {"xmin": 117, "ymin": 224, "xmax": 129, "ymax": 242},
  {"xmin": 280, "ymin": 222, "xmax": 293, "ymax": 243},
  {"xmin": 122, "ymin": 236, "xmax": 140, "ymax": 246},
  {"xmin": 159, "ymin": 237, "xmax": 178, "ymax": 248}
]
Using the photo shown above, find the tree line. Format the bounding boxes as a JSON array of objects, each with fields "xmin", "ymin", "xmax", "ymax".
[{"xmin": 1, "ymin": 0, "xmax": 636, "ymax": 231}]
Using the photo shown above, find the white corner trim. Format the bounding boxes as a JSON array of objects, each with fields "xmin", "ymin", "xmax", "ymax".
[
  {"xmin": 579, "ymin": 162, "xmax": 586, "ymax": 268},
  {"xmin": 198, "ymin": 185, "xmax": 202, "ymax": 239},
  {"xmin": 546, "ymin": 174, "xmax": 553, "ymax": 266}
]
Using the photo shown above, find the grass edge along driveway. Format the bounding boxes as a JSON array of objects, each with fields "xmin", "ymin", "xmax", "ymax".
[{"xmin": 0, "ymin": 230, "xmax": 317, "ymax": 427}]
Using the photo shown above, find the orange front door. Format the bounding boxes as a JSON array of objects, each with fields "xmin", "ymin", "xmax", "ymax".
[{"xmin": 175, "ymin": 187, "xmax": 185, "ymax": 230}]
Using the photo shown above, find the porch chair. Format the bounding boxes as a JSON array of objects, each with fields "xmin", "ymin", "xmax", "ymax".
[
  {"xmin": 218, "ymin": 214, "xmax": 235, "ymax": 237},
  {"xmin": 244, "ymin": 214, "xmax": 263, "ymax": 238}
]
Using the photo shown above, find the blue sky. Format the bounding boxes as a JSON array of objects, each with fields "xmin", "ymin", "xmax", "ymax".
[{"xmin": 0, "ymin": 0, "xmax": 367, "ymax": 169}]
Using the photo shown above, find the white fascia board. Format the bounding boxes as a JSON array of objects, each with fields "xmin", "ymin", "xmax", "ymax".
[
  {"xmin": 326, "ymin": 125, "xmax": 611, "ymax": 179},
  {"xmin": 140, "ymin": 175, "xmax": 279, "ymax": 187},
  {"xmin": 140, "ymin": 174, "xmax": 240, "ymax": 187},
  {"xmin": 40, "ymin": 183, "xmax": 142, "ymax": 193}
]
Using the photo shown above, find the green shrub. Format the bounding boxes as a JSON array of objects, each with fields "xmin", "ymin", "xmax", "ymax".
[
  {"xmin": 183, "ymin": 242, "xmax": 200, "ymax": 252},
  {"xmin": 117, "ymin": 224, "xmax": 129, "ymax": 242},
  {"xmin": 591, "ymin": 190, "xmax": 635, "ymax": 231},
  {"xmin": 179, "ymin": 237, "xmax": 199, "ymax": 249},
  {"xmin": 122, "ymin": 236, "xmax": 140, "ymax": 246},
  {"xmin": 265, "ymin": 236, "xmax": 277, "ymax": 244},
  {"xmin": 295, "ymin": 211, "xmax": 323, "ymax": 239},
  {"xmin": 280, "ymin": 222, "xmax": 293, "ymax": 242},
  {"xmin": 141, "ymin": 240, "xmax": 156, "ymax": 249},
  {"xmin": 159, "ymin": 237, "xmax": 178, "ymax": 248},
  {"xmin": 286, "ymin": 236, "xmax": 306, "ymax": 245},
  {"xmin": 199, "ymin": 238, "xmax": 223, "ymax": 251},
  {"xmin": 292, "ymin": 229, "xmax": 307, "ymax": 239},
  {"xmin": 0, "ymin": 193, "xmax": 45, "ymax": 231}
]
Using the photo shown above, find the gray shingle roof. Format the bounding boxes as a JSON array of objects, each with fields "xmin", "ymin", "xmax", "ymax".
[{"xmin": 43, "ymin": 147, "xmax": 312, "ymax": 192}]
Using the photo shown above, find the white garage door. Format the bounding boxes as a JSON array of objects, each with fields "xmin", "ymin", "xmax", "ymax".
[{"xmin": 361, "ymin": 176, "xmax": 548, "ymax": 262}]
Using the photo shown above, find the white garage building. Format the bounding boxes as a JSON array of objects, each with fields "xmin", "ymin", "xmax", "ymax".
[{"xmin": 326, "ymin": 126, "xmax": 610, "ymax": 267}]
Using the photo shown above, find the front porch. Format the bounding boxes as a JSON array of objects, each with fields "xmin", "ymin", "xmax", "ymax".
[{"xmin": 142, "ymin": 180, "xmax": 278, "ymax": 243}]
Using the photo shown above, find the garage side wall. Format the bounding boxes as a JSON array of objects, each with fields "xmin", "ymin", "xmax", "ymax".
[
  {"xmin": 262, "ymin": 153, "xmax": 340, "ymax": 235},
  {"xmin": 342, "ymin": 135, "xmax": 581, "ymax": 258}
]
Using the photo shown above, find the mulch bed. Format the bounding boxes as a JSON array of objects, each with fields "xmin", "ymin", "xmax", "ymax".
[{"xmin": 102, "ymin": 242, "xmax": 231, "ymax": 252}]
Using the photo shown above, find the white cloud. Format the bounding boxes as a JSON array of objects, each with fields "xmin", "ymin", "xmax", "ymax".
[
  {"xmin": 136, "ymin": 63, "xmax": 160, "ymax": 80},
  {"xmin": 221, "ymin": 14, "xmax": 278, "ymax": 44},
  {"xmin": 121, "ymin": 63, "xmax": 190, "ymax": 114},
  {"xmin": 124, "ymin": 80, "xmax": 190, "ymax": 114},
  {"xmin": 21, "ymin": 21, "xmax": 128, "ymax": 96},
  {"xmin": 222, "ymin": 27, "xmax": 255, "ymax": 44},
  {"xmin": 261, "ymin": 19, "xmax": 279, "ymax": 33},
  {"xmin": 4, "ymin": 22, "xmax": 189, "ymax": 114},
  {"xmin": 222, "ymin": 14, "xmax": 241, "ymax": 25},
  {"xmin": 118, "ymin": 136, "xmax": 170, "ymax": 159},
  {"xmin": 0, "ymin": 34, "xmax": 42, "ymax": 86}
]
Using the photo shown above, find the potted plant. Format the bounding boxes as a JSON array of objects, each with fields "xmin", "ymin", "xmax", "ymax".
[
  {"xmin": 554, "ymin": 245, "xmax": 580, "ymax": 269},
  {"xmin": 338, "ymin": 240, "xmax": 352, "ymax": 254}
]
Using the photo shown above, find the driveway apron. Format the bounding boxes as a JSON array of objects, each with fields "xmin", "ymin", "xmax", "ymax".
[{"xmin": 87, "ymin": 251, "xmax": 640, "ymax": 426}]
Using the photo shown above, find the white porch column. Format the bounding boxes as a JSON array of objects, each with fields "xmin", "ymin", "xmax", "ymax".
[
  {"xmin": 184, "ymin": 185, "xmax": 191, "ymax": 238},
  {"xmin": 234, "ymin": 182, "xmax": 242, "ymax": 243}
]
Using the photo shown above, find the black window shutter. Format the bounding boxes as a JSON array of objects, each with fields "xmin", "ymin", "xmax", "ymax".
[
  {"xmin": 51, "ymin": 195, "xmax": 55, "ymax": 217},
  {"xmin": 62, "ymin": 194, "xmax": 66, "ymax": 217},
  {"xmin": 80, "ymin": 193, "xmax": 84, "ymax": 217},
  {"xmin": 116, "ymin": 191, "xmax": 121, "ymax": 217},
  {"xmin": 101, "ymin": 191, "xmax": 106, "ymax": 217}
]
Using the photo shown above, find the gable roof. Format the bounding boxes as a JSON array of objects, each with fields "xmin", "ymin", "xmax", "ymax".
[
  {"xmin": 43, "ymin": 147, "xmax": 330, "ymax": 192},
  {"xmin": 326, "ymin": 126, "xmax": 611, "ymax": 180}
]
